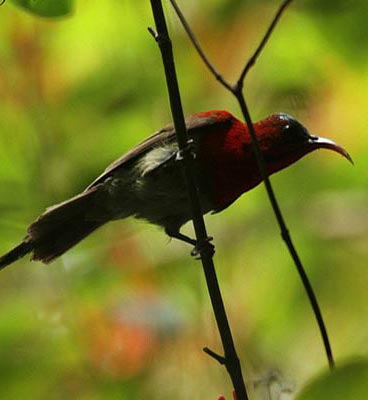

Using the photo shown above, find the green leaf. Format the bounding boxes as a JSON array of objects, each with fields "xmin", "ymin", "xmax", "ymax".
[
  {"xmin": 10, "ymin": 0, "xmax": 74, "ymax": 17},
  {"xmin": 297, "ymin": 359, "xmax": 368, "ymax": 400}
]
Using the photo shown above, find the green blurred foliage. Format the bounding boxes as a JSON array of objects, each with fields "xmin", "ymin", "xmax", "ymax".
[
  {"xmin": 0, "ymin": 0, "xmax": 367, "ymax": 399},
  {"xmin": 296, "ymin": 359, "xmax": 368, "ymax": 400},
  {"xmin": 10, "ymin": 0, "xmax": 74, "ymax": 17}
]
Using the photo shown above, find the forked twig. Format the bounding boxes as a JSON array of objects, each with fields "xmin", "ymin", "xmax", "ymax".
[
  {"xmin": 170, "ymin": 0, "xmax": 335, "ymax": 370},
  {"xmin": 238, "ymin": 0, "xmax": 294, "ymax": 84},
  {"xmin": 169, "ymin": 0, "xmax": 232, "ymax": 92}
]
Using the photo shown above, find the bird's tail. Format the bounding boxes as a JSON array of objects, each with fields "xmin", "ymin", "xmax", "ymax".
[
  {"xmin": 0, "ymin": 186, "xmax": 108, "ymax": 269},
  {"xmin": 0, "ymin": 241, "xmax": 34, "ymax": 271}
]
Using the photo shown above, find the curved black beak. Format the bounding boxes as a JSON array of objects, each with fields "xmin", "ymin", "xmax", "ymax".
[{"xmin": 308, "ymin": 136, "xmax": 353, "ymax": 164}]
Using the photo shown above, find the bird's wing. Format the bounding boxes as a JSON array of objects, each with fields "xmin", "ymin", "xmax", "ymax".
[
  {"xmin": 85, "ymin": 125, "xmax": 175, "ymax": 190},
  {"xmin": 86, "ymin": 112, "xmax": 233, "ymax": 190}
]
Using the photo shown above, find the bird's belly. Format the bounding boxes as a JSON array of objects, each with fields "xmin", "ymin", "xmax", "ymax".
[{"xmin": 109, "ymin": 163, "xmax": 214, "ymax": 232}]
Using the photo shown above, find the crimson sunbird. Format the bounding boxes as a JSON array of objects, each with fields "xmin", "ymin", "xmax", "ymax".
[{"xmin": 0, "ymin": 110, "xmax": 352, "ymax": 268}]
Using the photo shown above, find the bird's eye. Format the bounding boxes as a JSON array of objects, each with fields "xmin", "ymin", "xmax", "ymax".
[{"xmin": 281, "ymin": 119, "xmax": 311, "ymax": 144}]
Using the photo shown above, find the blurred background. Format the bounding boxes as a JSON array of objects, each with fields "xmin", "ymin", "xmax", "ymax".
[{"xmin": 0, "ymin": 0, "xmax": 367, "ymax": 399}]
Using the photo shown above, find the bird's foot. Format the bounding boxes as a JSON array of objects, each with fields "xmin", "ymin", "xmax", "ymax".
[
  {"xmin": 175, "ymin": 138, "xmax": 196, "ymax": 161},
  {"xmin": 165, "ymin": 229, "xmax": 214, "ymax": 259},
  {"xmin": 190, "ymin": 236, "xmax": 215, "ymax": 260}
]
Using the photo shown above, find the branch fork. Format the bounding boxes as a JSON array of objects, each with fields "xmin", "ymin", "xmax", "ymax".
[
  {"xmin": 149, "ymin": 0, "xmax": 335, "ymax": 399},
  {"xmin": 169, "ymin": 0, "xmax": 335, "ymax": 372}
]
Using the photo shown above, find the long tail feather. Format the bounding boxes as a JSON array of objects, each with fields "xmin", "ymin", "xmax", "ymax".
[
  {"xmin": 0, "ymin": 186, "xmax": 108, "ymax": 269},
  {"xmin": 0, "ymin": 241, "xmax": 33, "ymax": 271}
]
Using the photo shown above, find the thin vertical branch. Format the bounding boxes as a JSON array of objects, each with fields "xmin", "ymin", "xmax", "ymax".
[
  {"xmin": 169, "ymin": 0, "xmax": 232, "ymax": 92},
  {"xmin": 170, "ymin": 0, "xmax": 335, "ymax": 370},
  {"xmin": 238, "ymin": 0, "xmax": 294, "ymax": 84},
  {"xmin": 149, "ymin": 1, "xmax": 250, "ymax": 398},
  {"xmin": 235, "ymin": 94, "xmax": 335, "ymax": 370}
]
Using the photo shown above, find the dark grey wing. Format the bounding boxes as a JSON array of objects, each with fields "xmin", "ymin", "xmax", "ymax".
[
  {"xmin": 85, "ymin": 111, "xmax": 233, "ymax": 191},
  {"xmin": 85, "ymin": 125, "xmax": 176, "ymax": 190}
]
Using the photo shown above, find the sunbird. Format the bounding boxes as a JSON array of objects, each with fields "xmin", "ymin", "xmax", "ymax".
[{"xmin": 0, "ymin": 110, "xmax": 352, "ymax": 268}]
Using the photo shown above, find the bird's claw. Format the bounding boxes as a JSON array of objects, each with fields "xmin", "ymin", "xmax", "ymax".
[
  {"xmin": 191, "ymin": 236, "xmax": 215, "ymax": 259},
  {"xmin": 175, "ymin": 138, "xmax": 196, "ymax": 161}
]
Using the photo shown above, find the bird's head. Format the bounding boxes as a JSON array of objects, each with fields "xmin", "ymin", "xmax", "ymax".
[{"xmin": 255, "ymin": 113, "xmax": 353, "ymax": 172}]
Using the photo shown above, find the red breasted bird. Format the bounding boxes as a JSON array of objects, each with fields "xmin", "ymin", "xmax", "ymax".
[{"xmin": 0, "ymin": 110, "xmax": 352, "ymax": 269}]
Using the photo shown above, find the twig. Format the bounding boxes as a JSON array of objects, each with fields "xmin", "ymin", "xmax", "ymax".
[
  {"xmin": 170, "ymin": 0, "xmax": 335, "ymax": 370},
  {"xmin": 203, "ymin": 347, "xmax": 226, "ymax": 365},
  {"xmin": 149, "ymin": 1, "xmax": 250, "ymax": 398},
  {"xmin": 238, "ymin": 0, "xmax": 294, "ymax": 85},
  {"xmin": 169, "ymin": 0, "xmax": 233, "ymax": 92}
]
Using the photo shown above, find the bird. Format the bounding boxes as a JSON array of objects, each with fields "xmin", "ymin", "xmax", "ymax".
[{"xmin": 0, "ymin": 110, "xmax": 352, "ymax": 269}]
